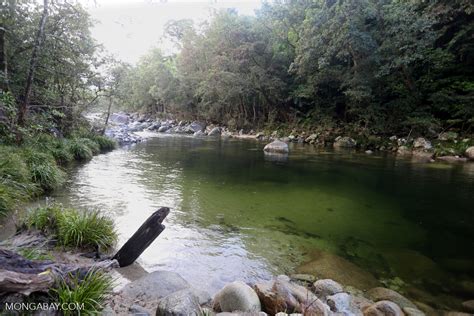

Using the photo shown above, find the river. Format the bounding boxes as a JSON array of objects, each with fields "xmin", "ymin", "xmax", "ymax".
[{"xmin": 41, "ymin": 134, "xmax": 474, "ymax": 308}]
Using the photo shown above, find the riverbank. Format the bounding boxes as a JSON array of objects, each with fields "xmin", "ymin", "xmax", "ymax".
[{"xmin": 102, "ymin": 111, "xmax": 474, "ymax": 164}]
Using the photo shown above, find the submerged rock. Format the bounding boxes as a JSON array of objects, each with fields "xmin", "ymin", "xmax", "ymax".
[
  {"xmin": 263, "ymin": 140, "xmax": 289, "ymax": 154},
  {"xmin": 367, "ymin": 287, "xmax": 417, "ymax": 309},
  {"xmin": 122, "ymin": 271, "xmax": 190, "ymax": 302},
  {"xmin": 296, "ymin": 250, "xmax": 379, "ymax": 290},
  {"xmin": 364, "ymin": 300, "xmax": 404, "ymax": 316},
  {"xmin": 213, "ymin": 281, "xmax": 261, "ymax": 313},
  {"xmin": 334, "ymin": 136, "xmax": 357, "ymax": 148},
  {"xmin": 436, "ymin": 156, "xmax": 467, "ymax": 163}
]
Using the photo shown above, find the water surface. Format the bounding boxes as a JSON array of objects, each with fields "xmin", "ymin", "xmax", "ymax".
[{"xmin": 51, "ymin": 135, "xmax": 474, "ymax": 308}]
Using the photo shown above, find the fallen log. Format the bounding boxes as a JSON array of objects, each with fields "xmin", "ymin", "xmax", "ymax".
[
  {"xmin": 0, "ymin": 249, "xmax": 118, "ymax": 295},
  {"xmin": 113, "ymin": 207, "xmax": 170, "ymax": 267}
]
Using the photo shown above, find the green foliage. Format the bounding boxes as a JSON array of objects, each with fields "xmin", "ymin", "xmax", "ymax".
[
  {"xmin": 25, "ymin": 203, "xmax": 117, "ymax": 250},
  {"xmin": 22, "ymin": 150, "xmax": 66, "ymax": 192},
  {"xmin": 434, "ymin": 139, "xmax": 473, "ymax": 157},
  {"xmin": 18, "ymin": 248, "xmax": 54, "ymax": 261},
  {"xmin": 91, "ymin": 135, "xmax": 116, "ymax": 152},
  {"xmin": 68, "ymin": 138, "xmax": 94, "ymax": 160},
  {"xmin": 57, "ymin": 209, "xmax": 117, "ymax": 249},
  {"xmin": 51, "ymin": 268, "xmax": 114, "ymax": 316}
]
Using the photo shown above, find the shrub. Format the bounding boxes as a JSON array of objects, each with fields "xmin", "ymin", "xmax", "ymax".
[
  {"xmin": 23, "ymin": 150, "xmax": 66, "ymax": 192},
  {"xmin": 68, "ymin": 138, "xmax": 93, "ymax": 160},
  {"xmin": 51, "ymin": 268, "xmax": 114, "ymax": 316}
]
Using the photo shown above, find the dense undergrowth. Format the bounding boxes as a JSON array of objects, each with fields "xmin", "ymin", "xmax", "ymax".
[{"xmin": 0, "ymin": 132, "xmax": 116, "ymax": 217}]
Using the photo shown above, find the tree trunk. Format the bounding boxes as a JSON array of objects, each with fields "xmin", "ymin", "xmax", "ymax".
[
  {"xmin": 103, "ymin": 97, "xmax": 112, "ymax": 135},
  {"xmin": 18, "ymin": 0, "xmax": 48, "ymax": 125}
]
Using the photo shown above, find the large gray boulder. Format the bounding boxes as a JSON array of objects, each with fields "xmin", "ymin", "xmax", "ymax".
[
  {"xmin": 465, "ymin": 146, "xmax": 474, "ymax": 160},
  {"xmin": 208, "ymin": 127, "xmax": 221, "ymax": 136},
  {"xmin": 413, "ymin": 137, "xmax": 432, "ymax": 150},
  {"xmin": 156, "ymin": 289, "xmax": 201, "ymax": 316},
  {"xmin": 158, "ymin": 125, "xmax": 171, "ymax": 133},
  {"xmin": 122, "ymin": 271, "xmax": 190, "ymax": 302},
  {"xmin": 213, "ymin": 281, "xmax": 261, "ymax": 313},
  {"xmin": 110, "ymin": 112, "xmax": 130, "ymax": 125},
  {"xmin": 186, "ymin": 121, "xmax": 206, "ymax": 133},
  {"xmin": 263, "ymin": 140, "xmax": 289, "ymax": 154},
  {"xmin": 333, "ymin": 136, "xmax": 357, "ymax": 148}
]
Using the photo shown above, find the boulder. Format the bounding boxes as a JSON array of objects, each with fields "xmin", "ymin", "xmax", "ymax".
[
  {"xmin": 313, "ymin": 279, "xmax": 343, "ymax": 298},
  {"xmin": 389, "ymin": 136, "xmax": 397, "ymax": 141},
  {"xmin": 403, "ymin": 307, "xmax": 426, "ymax": 316},
  {"xmin": 438, "ymin": 132, "xmax": 458, "ymax": 141},
  {"xmin": 367, "ymin": 287, "xmax": 417, "ymax": 309},
  {"xmin": 130, "ymin": 304, "xmax": 150, "ymax": 315},
  {"xmin": 213, "ymin": 281, "xmax": 261, "ymax": 313},
  {"xmin": 397, "ymin": 146, "xmax": 411, "ymax": 156},
  {"xmin": 193, "ymin": 130, "xmax": 206, "ymax": 137},
  {"xmin": 326, "ymin": 292, "xmax": 353, "ymax": 313},
  {"xmin": 436, "ymin": 156, "xmax": 467, "ymax": 163},
  {"xmin": 110, "ymin": 112, "xmax": 130, "ymax": 125},
  {"xmin": 413, "ymin": 137, "xmax": 432, "ymax": 150},
  {"xmin": 465, "ymin": 146, "xmax": 474, "ymax": 160},
  {"xmin": 156, "ymin": 289, "xmax": 201, "ymax": 316},
  {"xmin": 255, "ymin": 132, "xmax": 265, "ymax": 140},
  {"xmin": 263, "ymin": 140, "xmax": 289, "ymax": 154},
  {"xmin": 158, "ymin": 125, "xmax": 171, "ymax": 133},
  {"xmin": 187, "ymin": 121, "xmax": 205, "ymax": 133},
  {"xmin": 290, "ymin": 274, "xmax": 315, "ymax": 284},
  {"xmin": 122, "ymin": 271, "xmax": 190, "ymax": 303},
  {"xmin": 254, "ymin": 276, "xmax": 329, "ymax": 315},
  {"xmin": 364, "ymin": 300, "xmax": 404, "ymax": 316},
  {"xmin": 462, "ymin": 300, "xmax": 474, "ymax": 313},
  {"xmin": 333, "ymin": 136, "xmax": 357, "ymax": 148},
  {"xmin": 305, "ymin": 134, "xmax": 319, "ymax": 143},
  {"xmin": 365, "ymin": 150, "xmax": 373, "ymax": 154},
  {"xmin": 296, "ymin": 250, "xmax": 379, "ymax": 290},
  {"xmin": 148, "ymin": 122, "xmax": 161, "ymax": 131},
  {"xmin": 208, "ymin": 127, "xmax": 221, "ymax": 136}
]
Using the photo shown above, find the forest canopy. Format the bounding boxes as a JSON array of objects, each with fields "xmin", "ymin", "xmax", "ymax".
[{"xmin": 110, "ymin": 0, "xmax": 474, "ymax": 135}]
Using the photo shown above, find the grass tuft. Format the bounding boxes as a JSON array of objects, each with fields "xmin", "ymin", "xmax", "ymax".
[
  {"xmin": 23, "ymin": 150, "xmax": 66, "ymax": 192},
  {"xmin": 18, "ymin": 247, "xmax": 54, "ymax": 261},
  {"xmin": 68, "ymin": 138, "xmax": 93, "ymax": 160},
  {"xmin": 51, "ymin": 268, "xmax": 114, "ymax": 316},
  {"xmin": 91, "ymin": 135, "xmax": 116, "ymax": 152},
  {"xmin": 25, "ymin": 203, "xmax": 117, "ymax": 250}
]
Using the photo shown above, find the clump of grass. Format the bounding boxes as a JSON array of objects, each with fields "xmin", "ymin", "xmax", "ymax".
[
  {"xmin": 58, "ymin": 209, "xmax": 117, "ymax": 249},
  {"xmin": 51, "ymin": 268, "xmax": 114, "ymax": 316},
  {"xmin": 80, "ymin": 138, "xmax": 101, "ymax": 155},
  {"xmin": 91, "ymin": 135, "xmax": 116, "ymax": 151},
  {"xmin": 25, "ymin": 203, "xmax": 117, "ymax": 250},
  {"xmin": 22, "ymin": 150, "xmax": 66, "ymax": 192},
  {"xmin": 68, "ymin": 138, "xmax": 93, "ymax": 160},
  {"xmin": 18, "ymin": 247, "xmax": 54, "ymax": 261},
  {"xmin": 0, "ymin": 183, "xmax": 18, "ymax": 217},
  {"xmin": 26, "ymin": 204, "xmax": 62, "ymax": 233}
]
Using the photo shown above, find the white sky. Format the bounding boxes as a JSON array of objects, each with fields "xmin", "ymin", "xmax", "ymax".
[{"xmin": 81, "ymin": 0, "xmax": 264, "ymax": 64}]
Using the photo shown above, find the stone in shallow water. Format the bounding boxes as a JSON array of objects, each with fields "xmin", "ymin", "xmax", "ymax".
[
  {"xmin": 367, "ymin": 287, "xmax": 417, "ymax": 309},
  {"xmin": 213, "ymin": 281, "xmax": 261, "ymax": 313},
  {"xmin": 296, "ymin": 249, "xmax": 379, "ymax": 290},
  {"xmin": 364, "ymin": 300, "xmax": 404, "ymax": 316},
  {"xmin": 263, "ymin": 140, "xmax": 289, "ymax": 154},
  {"xmin": 313, "ymin": 279, "xmax": 343, "ymax": 298}
]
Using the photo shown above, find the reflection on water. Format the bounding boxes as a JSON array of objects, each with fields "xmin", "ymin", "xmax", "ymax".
[{"xmin": 50, "ymin": 134, "xmax": 473, "ymax": 307}]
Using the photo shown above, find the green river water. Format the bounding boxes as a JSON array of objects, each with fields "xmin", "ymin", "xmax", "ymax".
[{"xmin": 37, "ymin": 134, "xmax": 474, "ymax": 309}]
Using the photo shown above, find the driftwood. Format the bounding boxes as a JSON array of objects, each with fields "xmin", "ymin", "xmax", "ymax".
[
  {"xmin": 0, "ymin": 249, "xmax": 118, "ymax": 295},
  {"xmin": 113, "ymin": 207, "xmax": 170, "ymax": 267}
]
